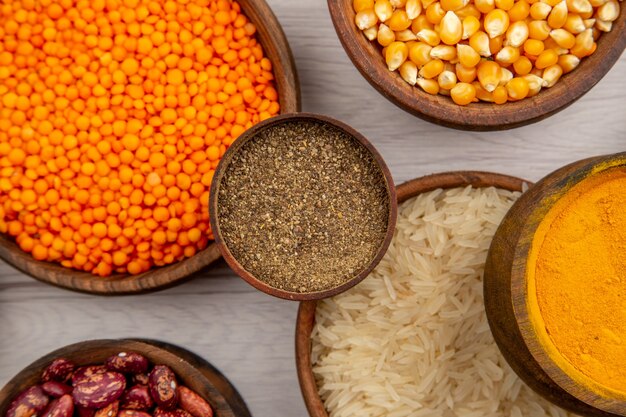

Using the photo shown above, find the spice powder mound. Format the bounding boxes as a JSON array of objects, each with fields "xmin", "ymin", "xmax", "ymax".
[{"xmin": 217, "ymin": 120, "xmax": 390, "ymax": 293}]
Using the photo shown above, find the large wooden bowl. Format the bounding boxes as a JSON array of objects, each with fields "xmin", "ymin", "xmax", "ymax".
[
  {"xmin": 328, "ymin": 0, "xmax": 626, "ymax": 130},
  {"xmin": 296, "ymin": 171, "xmax": 528, "ymax": 417},
  {"xmin": 0, "ymin": 339, "xmax": 251, "ymax": 417},
  {"xmin": 209, "ymin": 113, "xmax": 397, "ymax": 301},
  {"xmin": 0, "ymin": 0, "xmax": 301, "ymax": 295},
  {"xmin": 484, "ymin": 153, "xmax": 626, "ymax": 417}
]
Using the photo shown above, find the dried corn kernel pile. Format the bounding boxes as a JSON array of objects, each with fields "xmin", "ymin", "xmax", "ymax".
[
  {"xmin": 0, "ymin": 0, "xmax": 280, "ymax": 276},
  {"xmin": 354, "ymin": 0, "xmax": 620, "ymax": 105}
]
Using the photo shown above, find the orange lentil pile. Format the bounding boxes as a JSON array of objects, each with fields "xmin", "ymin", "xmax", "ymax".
[{"xmin": 0, "ymin": 0, "xmax": 280, "ymax": 276}]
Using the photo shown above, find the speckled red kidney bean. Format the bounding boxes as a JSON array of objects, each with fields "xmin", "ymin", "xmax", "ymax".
[
  {"xmin": 153, "ymin": 408, "xmax": 193, "ymax": 417},
  {"xmin": 42, "ymin": 359, "xmax": 76, "ymax": 383},
  {"xmin": 105, "ymin": 353, "xmax": 149, "ymax": 375},
  {"xmin": 130, "ymin": 374, "xmax": 149, "ymax": 386},
  {"xmin": 148, "ymin": 366, "xmax": 178, "ymax": 409},
  {"xmin": 120, "ymin": 385, "xmax": 153, "ymax": 410},
  {"xmin": 71, "ymin": 366, "xmax": 107, "ymax": 387},
  {"xmin": 75, "ymin": 407, "xmax": 95, "ymax": 417},
  {"xmin": 72, "ymin": 372, "xmax": 126, "ymax": 409},
  {"xmin": 177, "ymin": 387, "xmax": 213, "ymax": 417},
  {"xmin": 41, "ymin": 382, "xmax": 72, "ymax": 398},
  {"xmin": 41, "ymin": 395, "xmax": 73, "ymax": 417},
  {"xmin": 4, "ymin": 386, "xmax": 49, "ymax": 417},
  {"xmin": 93, "ymin": 401, "xmax": 118, "ymax": 417},
  {"xmin": 118, "ymin": 410, "xmax": 152, "ymax": 417}
]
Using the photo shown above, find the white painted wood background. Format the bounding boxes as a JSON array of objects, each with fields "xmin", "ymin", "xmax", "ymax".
[{"xmin": 1, "ymin": 0, "xmax": 625, "ymax": 416}]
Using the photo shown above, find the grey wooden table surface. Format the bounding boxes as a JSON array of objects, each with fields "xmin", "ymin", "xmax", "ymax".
[{"xmin": 1, "ymin": 0, "xmax": 625, "ymax": 416}]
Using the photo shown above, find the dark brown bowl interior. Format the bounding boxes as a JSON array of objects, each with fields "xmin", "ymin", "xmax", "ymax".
[
  {"xmin": 209, "ymin": 113, "xmax": 397, "ymax": 301},
  {"xmin": 0, "ymin": 339, "xmax": 251, "ymax": 417},
  {"xmin": 0, "ymin": 0, "xmax": 301, "ymax": 295},
  {"xmin": 328, "ymin": 0, "xmax": 626, "ymax": 130},
  {"xmin": 295, "ymin": 171, "xmax": 529, "ymax": 417}
]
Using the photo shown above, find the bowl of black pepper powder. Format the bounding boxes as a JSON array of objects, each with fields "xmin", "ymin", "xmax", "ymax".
[{"xmin": 209, "ymin": 113, "xmax": 397, "ymax": 301}]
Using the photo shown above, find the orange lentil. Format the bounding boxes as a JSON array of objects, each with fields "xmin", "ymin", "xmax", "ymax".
[{"xmin": 0, "ymin": 0, "xmax": 280, "ymax": 276}]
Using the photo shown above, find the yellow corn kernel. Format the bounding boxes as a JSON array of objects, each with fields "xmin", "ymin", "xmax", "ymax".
[
  {"xmin": 484, "ymin": 9, "xmax": 510, "ymax": 38},
  {"xmin": 493, "ymin": 85, "xmax": 508, "ymax": 103},
  {"xmin": 456, "ymin": 44, "xmax": 480, "ymax": 66},
  {"xmin": 385, "ymin": 41, "xmax": 409, "ymax": 70},
  {"xmin": 441, "ymin": 0, "xmax": 470, "ymax": 10},
  {"xmin": 470, "ymin": 31, "xmax": 492, "ymax": 56},
  {"xmin": 499, "ymin": 67, "xmax": 514, "ymax": 85},
  {"xmin": 422, "ymin": 0, "xmax": 438, "ymax": 8},
  {"xmin": 564, "ymin": 14, "xmax": 587, "ymax": 33},
  {"xmin": 530, "ymin": 66, "xmax": 544, "ymax": 76},
  {"xmin": 523, "ymin": 73, "xmax": 546, "ymax": 96},
  {"xmin": 595, "ymin": 19, "xmax": 613, "ymax": 32},
  {"xmin": 544, "ymin": 38, "xmax": 569, "ymax": 54},
  {"xmin": 456, "ymin": 4, "xmax": 482, "ymax": 18},
  {"xmin": 356, "ymin": 9, "xmax": 379, "ymax": 30},
  {"xmin": 409, "ymin": 42, "xmax": 434, "ymax": 66},
  {"xmin": 406, "ymin": 0, "xmax": 423, "ymax": 19},
  {"xmin": 597, "ymin": 0, "xmax": 620, "ymax": 21},
  {"xmin": 378, "ymin": 24, "xmax": 396, "ymax": 46},
  {"xmin": 477, "ymin": 60, "xmax": 501, "ymax": 91},
  {"xmin": 440, "ymin": 11, "xmax": 463, "ymax": 44},
  {"xmin": 541, "ymin": 0, "xmax": 562, "ymax": 7},
  {"xmin": 530, "ymin": 2, "xmax": 552, "ymax": 19},
  {"xmin": 570, "ymin": 28, "xmax": 595, "ymax": 57},
  {"xmin": 426, "ymin": 2, "xmax": 446, "ymax": 24},
  {"xmin": 584, "ymin": 18, "xmax": 596, "ymax": 28},
  {"xmin": 549, "ymin": 28, "xmax": 576, "ymax": 48},
  {"xmin": 506, "ymin": 77, "xmax": 530, "ymax": 100},
  {"xmin": 558, "ymin": 53, "xmax": 580, "ymax": 72},
  {"xmin": 489, "ymin": 35, "xmax": 505, "ymax": 55},
  {"xmin": 354, "ymin": 0, "xmax": 375, "ymax": 12},
  {"xmin": 431, "ymin": 44, "xmax": 458, "ymax": 59},
  {"xmin": 473, "ymin": 81, "xmax": 495, "ymax": 101},
  {"xmin": 542, "ymin": 63, "xmax": 563, "ymax": 87},
  {"xmin": 506, "ymin": 21, "xmax": 530, "ymax": 46},
  {"xmin": 523, "ymin": 38, "xmax": 545, "ymax": 54},
  {"xmin": 396, "ymin": 29, "xmax": 419, "ymax": 41},
  {"xmin": 535, "ymin": 48, "xmax": 558, "ymax": 68},
  {"xmin": 364, "ymin": 26, "xmax": 379, "ymax": 40},
  {"xmin": 567, "ymin": 0, "xmax": 593, "ymax": 13},
  {"xmin": 451, "ymin": 82, "xmax": 477, "ymax": 105},
  {"xmin": 419, "ymin": 58, "xmax": 445, "ymax": 78},
  {"xmin": 416, "ymin": 28, "xmax": 441, "ymax": 45},
  {"xmin": 412, "ymin": 15, "xmax": 434, "ymax": 32},
  {"xmin": 509, "ymin": 0, "xmax": 531, "ymax": 20},
  {"xmin": 388, "ymin": 10, "xmax": 413, "ymax": 30},
  {"xmin": 375, "ymin": 0, "xmax": 394, "ymax": 21},
  {"xmin": 548, "ymin": 1, "xmax": 568, "ymax": 28},
  {"xmin": 391, "ymin": 0, "xmax": 408, "ymax": 6},
  {"xmin": 495, "ymin": 45, "xmax": 521, "ymax": 64},
  {"xmin": 475, "ymin": 0, "xmax": 496, "ymax": 13},
  {"xmin": 462, "ymin": 16, "xmax": 481, "ymax": 39},
  {"xmin": 456, "ymin": 63, "xmax": 478, "ymax": 82},
  {"xmin": 438, "ymin": 68, "xmax": 458, "ymax": 89},
  {"xmin": 495, "ymin": 0, "xmax": 515, "ymax": 10},
  {"xmin": 529, "ymin": 20, "xmax": 552, "ymax": 39},
  {"xmin": 513, "ymin": 56, "xmax": 533, "ymax": 74},
  {"xmin": 399, "ymin": 61, "xmax": 419, "ymax": 84},
  {"xmin": 589, "ymin": 0, "xmax": 607, "ymax": 6},
  {"xmin": 416, "ymin": 77, "xmax": 440, "ymax": 94}
]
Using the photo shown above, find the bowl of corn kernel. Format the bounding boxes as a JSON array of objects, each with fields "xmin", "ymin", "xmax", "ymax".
[
  {"xmin": 329, "ymin": 0, "xmax": 624, "ymax": 130},
  {"xmin": 0, "ymin": 0, "xmax": 300, "ymax": 294}
]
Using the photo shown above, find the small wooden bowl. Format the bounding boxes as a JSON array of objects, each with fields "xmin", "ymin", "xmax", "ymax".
[
  {"xmin": 327, "ymin": 0, "xmax": 626, "ymax": 130},
  {"xmin": 296, "ymin": 171, "xmax": 528, "ymax": 417},
  {"xmin": 0, "ymin": 0, "xmax": 301, "ymax": 295},
  {"xmin": 0, "ymin": 339, "xmax": 251, "ymax": 417},
  {"xmin": 209, "ymin": 113, "xmax": 397, "ymax": 301},
  {"xmin": 484, "ymin": 153, "xmax": 626, "ymax": 417}
]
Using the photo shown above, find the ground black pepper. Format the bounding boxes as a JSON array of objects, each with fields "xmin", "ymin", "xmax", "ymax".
[{"xmin": 216, "ymin": 120, "xmax": 390, "ymax": 293}]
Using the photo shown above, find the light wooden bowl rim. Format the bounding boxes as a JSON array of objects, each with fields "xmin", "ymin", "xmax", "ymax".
[
  {"xmin": 209, "ymin": 112, "xmax": 397, "ymax": 301},
  {"xmin": 295, "ymin": 171, "xmax": 529, "ymax": 417},
  {"xmin": 0, "ymin": 0, "xmax": 301, "ymax": 295},
  {"xmin": 327, "ymin": 0, "xmax": 626, "ymax": 131}
]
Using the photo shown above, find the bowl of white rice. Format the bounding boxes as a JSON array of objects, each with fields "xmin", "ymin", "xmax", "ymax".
[{"xmin": 293, "ymin": 171, "xmax": 584, "ymax": 417}]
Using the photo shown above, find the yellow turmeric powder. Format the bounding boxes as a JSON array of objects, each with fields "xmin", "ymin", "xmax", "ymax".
[{"xmin": 527, "ymin": 167, "xmax": 626, "ymax": 398}]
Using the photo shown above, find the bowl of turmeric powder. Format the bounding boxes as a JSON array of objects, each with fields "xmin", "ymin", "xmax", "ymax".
[
  {"xmin": 485, "ymin": 152, "xmax": 626, "ymax": 416},
  {"xmin": 0, "ymin": 0, "xmax": 300, "ymax": 294}
]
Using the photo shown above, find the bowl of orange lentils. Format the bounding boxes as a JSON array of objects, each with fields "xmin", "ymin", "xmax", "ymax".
[
  {"xmin": 329, "ymin": 0, "xmax": 624, "ymax": 130},
  {"xmin": 0, "ymin": 0, "xmax": 300, "ymax": 294}
]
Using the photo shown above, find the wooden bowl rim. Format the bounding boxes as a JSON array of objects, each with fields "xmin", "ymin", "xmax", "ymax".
[
  {"xmin": 327, "ymin": 0, "xmax": 626, "ymax": 131},
  {"xmin": 209, "ymin": 112, "xmax": 398, "ymax": 301},
  {"xmin": 0, "ymin": 339, "xmax": 251, "ymax": 417},
  {"xmin": 295, "ymin": 170, "xmax": 529, "ymax": 417},
  {"xmin": 0, "ymin": 0, "xmax": 301, "ymax": 295},
  {"xmin": 507, "ymin": 153, "xmax": 626, "ymax": 414}
]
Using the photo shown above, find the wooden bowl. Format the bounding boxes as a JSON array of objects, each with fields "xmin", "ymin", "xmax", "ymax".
[
  {"xmin": 0, "ymin": 0, "xmax": 301, "ymax": 295},
  {"xmin": 0, "ymin": 339, "xmax": 251, "ymax": 417},
  {"xmin": 327, "ymin": 0, "xmax": 626, "ymax": 131},
  {"xmin": 484, "ymin": 153, "xmax": 626, "ymax": 417},
  {"xmin": 209, "ymin": 113, "xmax": 397, "ymax": 301},
  {"xmin": 295, "ymin": 171, "xmax": 528, "ymax": 417}
]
